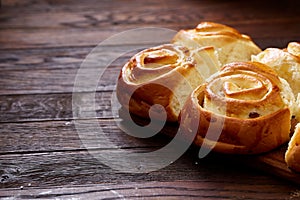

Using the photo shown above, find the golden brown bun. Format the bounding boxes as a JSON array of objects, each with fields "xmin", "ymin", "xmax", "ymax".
[
  {"xmin": 287, "ymin": 42, "xmax": 300, "ymax": 57},
  {"xmin": 172, "ymin": 22, "xmax": 262, "ymax": 66},
  {"xmin": 252, "ymin": 42, "xmax": 300, "ymax": 120},
  {"xmin": 252, "ymin": 42, "xmax": 300, "ymax": 97},
  {"xmin": 285, "ymin": 123, "xmax": 300, "ymax": 172},
  {"xmin": 116, "ymin": 44, "xmax": 220, "ymax": 122},
  {"xmin": 180, "ymin": 62, "xmax": 293, "ymax": 154}
]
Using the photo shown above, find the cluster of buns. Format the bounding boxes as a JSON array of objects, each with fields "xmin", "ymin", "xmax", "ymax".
[
  {"xmin": 116, "ymin": 22, "xmax": 300, "ymax": 172},
  {"xmin": 116, "ymin": 44, "xmax": 220, "ymax": 122}
]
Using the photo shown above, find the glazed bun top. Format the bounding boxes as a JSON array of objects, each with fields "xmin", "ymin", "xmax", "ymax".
[{"xmin": 173, "ymin": 22, "xmax": 262, "ymax": 66}]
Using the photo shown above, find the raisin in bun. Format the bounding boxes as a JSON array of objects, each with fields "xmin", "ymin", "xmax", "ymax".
[
  {"xmin": 172, "ymin": 22, "xmax": 262, "ymax": 66},
  {"xmin": 116, "ymin": 44, "xmax": 220, "ymax": 122},
  {"xmin": 180, "ymin": 61, "xmax": 295, "ymax": 154}
]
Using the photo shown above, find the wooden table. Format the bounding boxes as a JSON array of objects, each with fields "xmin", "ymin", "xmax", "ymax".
[{"xmin": 1, "ymin": 0, "xmax": 300, "ymax": 199}]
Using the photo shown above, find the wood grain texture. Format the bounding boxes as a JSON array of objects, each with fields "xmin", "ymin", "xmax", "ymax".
[
  {"xmin": 239, "ymin": 146, "xmax": 300, "ymax": 186},
  {"xmin": 0, "ymin": 45, "xmax": 160, "ymax": 95},
  {"xmin": 0, "ymin": 0, "xmax": 300, "ymax": 49},
  {"xmin": 0, "ymin": 148, "xmax": 298, "ymax": 194},
  {"xmin": 0, "ymin": 180, "xmax": 298, "ymax": 200},
  {"xmin": 129, "ymin": 113, "xmax": 300, "ymax": 185},
  {"xmin": 0, "ymin": 92, "xmax": 115, "ymax": 122},
  {"xmin": 0, "ymin": 119, "xmax": 170, "ymax": 153},
  {"xmin": 0, "ymin": 46, "xmax": 135, "ymax": 71},
  {"xmin": 0, "ymin": 65, "xmax": 119, "ymax": 94},
  {"xmin": 1, "ymin": 115, "xmax": 300, "ymax": 186},
  {"xmin": 0, "ymin": 47, "xmax": 92, "ymax": 70},
  {"xmin": 1, "ymin": 0, "xmax": 300, "ymax": 199}
]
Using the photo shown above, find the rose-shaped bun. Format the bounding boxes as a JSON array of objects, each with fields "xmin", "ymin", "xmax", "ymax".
[
  {"xmin": 116, "ymin": 44, "xmax": 220, "ymax": 122},
  {"xmin": 180, "ymin": 61, "xmax": 294, "ymax": 154},
  {"xmin": 252, "ymin": 42, "xmax": 300, "ymax": 97},
  {"xmin": 252, "ymin": 42, "xmax": 300, "ymax": 120},
  {"xmin": 172, "ymin": 22, "xmax": 261, "ymax": 66}
]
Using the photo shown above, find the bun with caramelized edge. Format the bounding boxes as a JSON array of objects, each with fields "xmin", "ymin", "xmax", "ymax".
[
  {"xmin": 116, "ymin": 44, "xmax": 220, "ymax": 122},
  {"xmin": 172, "ymin": 22, "xmax": 262, "ymax": 66},
  {"xmin": 254, "ymin": 42, "xmax": 300, "ymax": 172},
  {"xmin": 180, "ymin": 61, "xmax": 294, "ymax": 154}
]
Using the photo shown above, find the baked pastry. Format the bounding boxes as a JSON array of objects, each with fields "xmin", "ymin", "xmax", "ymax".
[
  {"xmin": 172, "ymin": 22, "xmax": 262, "ymax": 66},
  {"xmin": 285, "ymin": 123, "xmax": 300, "ymax": 172},
  {"xmin": 252, "ymin": 42, "xmax": 300, "ymax": 170},
  {"xmin": 180, "ymin": 61, "xmax": 294, "ymax": 154},
  {"xmin": 287, "ymin": 42, "xmax": 300, "ymax": 57},
  {"xmin": 116, "ymin": 44, "xmax": 220, "ymax": 122},
  {"xmin": 252, "ymin": 42, "xmax": 300, "ymax": 120},
  {"xmin": 252, "ymin": 42, "xmax": 300, "ymax": 97}
]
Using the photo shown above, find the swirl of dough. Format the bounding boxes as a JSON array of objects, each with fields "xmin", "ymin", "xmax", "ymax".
[
  {"xmin": 117, "ymin": 44, "xmax": 220, "ymax": 122},
  {"xmin": 180, "ymin": 61, "xmax": 293, "ymax": 154},
  {"xmin": 252, "ymin": 42, "xmax": 300, "ymax": 98},
  {"xmin": 252, "ymin": 42, "xmax": 300, "ymax": 121},
  {"xmin": 204, "ymin": 62, "xmax": 287, "ymax": 119}
]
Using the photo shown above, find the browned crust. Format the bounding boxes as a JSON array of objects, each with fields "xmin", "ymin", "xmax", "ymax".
[
  {"xmin": 116, "ymin": 80, "xmax": 176, "ymax": 121},
  {"xmin": 180, "ymin": 64, "xmax": 291, "ymax": 154},
  {"xmin": 116, "ymin": 44, "xmax": 197, "ymax": 122},
  {"xmin": 195, "ymin": 21, "xmax": 251, "ymax": 40},
  {"xmin": 285, "ymin": 123, "xmax": 300, "ymax": 172}
]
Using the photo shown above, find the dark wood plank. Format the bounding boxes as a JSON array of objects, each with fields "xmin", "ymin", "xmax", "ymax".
[
  {"xmin": 0, "ymin": 0, "xmax": 299, "ymax": 49},
  {"xmin": 0, "ymin": 92, "xmax": 116, "ymax": 122},
  {"xmin": 0, "ymin": 44, "xmax": 173, "ymax": 95},
  {"xmin": 0, "ymin": 47, "xmax": 92, "ymax": 71},
  {"xmin": 0, "ymin": 20, "xmax": 298, "ymax": 50},
  {"xmin": 0, "ymin": 147, "xmax": 297, "ymax": 194},
  {"xmin": 0, "ymin": 119, "xmax": 172, "ymax": 153},
  {"xmin": 0, "ymin": 28, "xmax": 177, "ymax": 50},
  {"xmin": 0, "ymin": 44, "xmax": 158, "ymax": 71},
  {"xmin": 0, "ymin": 65, "xmax": 119, "ymax": 95},
  {"xmin": 1, "ymin": 0, "xmax": 299, "ymax": 30},
  {"xmin": 238, "ymin": 146, "xmax": 300, "ymax": 187},
  {"xmin": 0, "ymin": 180, "xmax": 297, "ymax": 199},
  {"xmin": 2, "ymin": 115, "xmax": 300, "ymax": 186}
]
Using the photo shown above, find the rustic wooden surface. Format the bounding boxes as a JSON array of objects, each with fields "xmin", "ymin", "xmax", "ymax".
[{"xmin": 1, "ymin": 0, "xmax": 300, "ymax": 199}]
